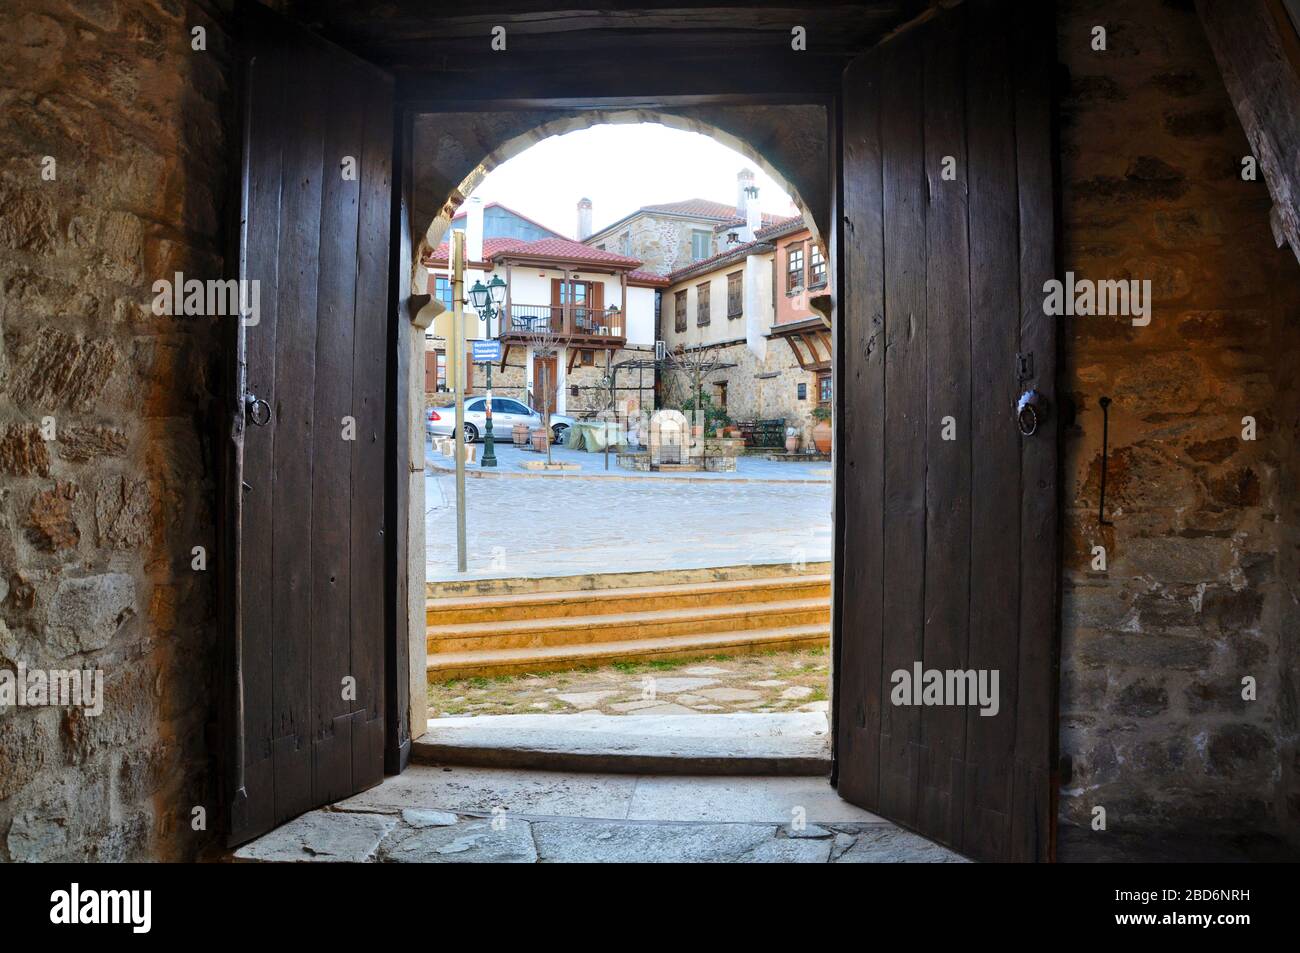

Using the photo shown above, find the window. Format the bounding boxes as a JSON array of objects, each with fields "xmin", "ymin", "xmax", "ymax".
[
  {"xmin": 468, "ymin": 399, "xmax": 486, "ymax": 412},
  {"xmin": 810, "ymin": 244, "xmax": 826, "ymax": 287},
  {"xmin": 797, "ymin": 382, "xmax": 807, "ymax": 400},
  {"xmin": 674, "ymin": 289, "xmax": 687, "ymax": 332},
  {"xmin": 727, "ymin": 271, "xmax": 743, "ymax": 319},
  {"xmin": 818, "ymin": 372, "xmax": 832, "ymax": 405},
  {"xmin": 597, "ymin": 243, "xmax": 606, "ymax": 251},
  {"xmin": 691, "ymin": 229, "xmax": 711, "ymax": 261},
  {"xmin": 434, "ymin": 276, "xmax": 453, "ymax": 312},
  {"xmin": 787, "ymin": 245, "xmax": 805, "ymax": 293},
  {"xmin": 581, "ymin": 349, "xmax": 595, "ymax": 366},
  {"xmin": 620, "ymin": 231, "xmax": 631, "ymax": 255},
  {"xmin": 696, "ymin": 282, "xmax": 711, "ymax": 326},
  {"xmin": 714, "ymin": 381, "xmax": 728, "ymax": 411}
]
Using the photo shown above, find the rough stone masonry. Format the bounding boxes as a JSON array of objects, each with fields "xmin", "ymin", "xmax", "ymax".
[{"xmin": 0, "ymin": 0, "xmax": 1297, "ymax": 862}]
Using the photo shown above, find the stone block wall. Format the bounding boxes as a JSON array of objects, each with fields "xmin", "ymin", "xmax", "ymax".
[
  {"xmin": 0, "ymin": 0, "xmax": 229, "ymax": 861},
  {"xmin": 1056, "ymin": 0, "xmax": 1300, "ymax": 841}
]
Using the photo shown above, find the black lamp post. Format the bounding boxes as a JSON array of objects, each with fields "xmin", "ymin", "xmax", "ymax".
[{"xmin": 468, "ymin": 274, "xmax": 508, "ymax": 467}]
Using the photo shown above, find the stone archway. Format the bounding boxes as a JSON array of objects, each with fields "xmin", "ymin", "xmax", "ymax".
[{"xmin": 410, "ymin": 104, "xmax": 830, "ymax": 292}]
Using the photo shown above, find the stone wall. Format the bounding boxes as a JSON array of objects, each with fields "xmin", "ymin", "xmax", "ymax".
[
  {"xmin": 0, "ymin": 0, "xmax": 229, "ymax": 860},
  {"xmin": 1056, "ymin": 0, "xmax": 1300, "ymax": 843}
]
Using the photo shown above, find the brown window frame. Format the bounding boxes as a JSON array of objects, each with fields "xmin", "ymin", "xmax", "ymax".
[
  {"xmin": 810, "ymin": 244, "xmax": 827, "ymax": 288},
  {"xmin": 696, "ymin": 281, "xmax": 711, "ymax": 326},
  {"xmin": 674, "ymin": 289, "xmax": 688, "ymax": 333},
  {"xmin": 817, "ymin": 371, "xmax": 832, "ymax": 406},
  {"xmin": 787, "ymin": 244, "xmax": 805, "ymax": 293},
  {"xmin": 727, "ymin": 270, "xmax": 743, "ymax": 319}
]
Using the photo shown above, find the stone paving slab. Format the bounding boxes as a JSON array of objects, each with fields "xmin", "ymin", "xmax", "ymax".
[{"xmin": 236, "ymin": 767, "xmax": 966, "ymax": 863}]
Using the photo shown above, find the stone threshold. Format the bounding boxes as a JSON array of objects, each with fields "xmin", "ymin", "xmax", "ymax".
[{"xmin": 412, "ymin": 711, "xmax": 832, "ymax": 776}]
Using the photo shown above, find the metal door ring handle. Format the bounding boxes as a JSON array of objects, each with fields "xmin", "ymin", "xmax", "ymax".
[
  {"xmin": 246, "ymin": 395, "xmax": 271, "ymax": 427},
  {"xmin": 1017, "ymin": 389, "xmax": 1047, "ymax": 437}
]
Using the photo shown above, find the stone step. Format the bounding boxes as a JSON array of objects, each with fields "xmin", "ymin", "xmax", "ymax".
[
  {"xmin": 411, "ymin": 711, "xmax": 833, "ymax": 776},
  {"xmin": 426, "ymin": 561, "xmax": 832, "ymax": 599},
  {"xmin": 427, "ymin": 598, "xmax": 830, "ymax": 655},
  {"xmin": 426, "ymin": 573, "xmax": 831, "ymax": 626},
  {"xmin": 425, "ymin": 622, "xmax": 829, "ymax": 681}
]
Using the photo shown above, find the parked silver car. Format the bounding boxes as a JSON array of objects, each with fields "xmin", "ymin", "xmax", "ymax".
[{"xmin": 426, "ymin": 397, "xmax": 575, "ymax": 445}]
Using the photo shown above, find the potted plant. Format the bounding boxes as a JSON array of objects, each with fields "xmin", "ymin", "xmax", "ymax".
[
  {"xmin": 811, "ymin": 405, "xmax": 832, "ymax": 454},
  {"xmin": 512, "ymin": 422, "xmax": 529, "ymax": 446},
  {"xmin": 785, "ymin": 425, "xmax": 800, "ymax": 454},
  {"xmin": 530, "ymin": 427, "xmax": 549, "ymax": 453}
]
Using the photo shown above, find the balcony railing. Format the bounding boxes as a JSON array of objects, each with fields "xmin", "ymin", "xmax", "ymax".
[{"xmin": 500, "ymin": 303, "xmax": 625, "ymax": 342}]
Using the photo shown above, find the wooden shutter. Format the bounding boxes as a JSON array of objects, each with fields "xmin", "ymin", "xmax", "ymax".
[
  {"xmin": 224, "ymin": 1, "xmax": 393, "ymax": 847},
  {"xmin": 835, "ymin": 0, "xmax": 1059, "ymax": 863}
]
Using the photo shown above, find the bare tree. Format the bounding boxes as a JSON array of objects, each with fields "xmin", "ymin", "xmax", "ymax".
[
  {"xmin": 523, "ymin": 322, "xmax": 560, "ymax": 465},
  {"xmin": 661, "ymin": 343, "xmax": 728, "ymax": 431}
]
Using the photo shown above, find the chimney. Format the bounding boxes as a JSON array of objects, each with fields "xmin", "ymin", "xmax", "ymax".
[
  {"xmin": 736, "ymin": 168, "xmax": 756, "ymax": 216},
  {"xmin": 577, "ymin": 197, "xmax": 593, "ymax": 241},
  {"xmin": 746, "ymin": 187, "xmax": 762, "ymax": 239},
  {"xmin": 465, "ymin": 195, "xmax": 485, "ymax": 263}
]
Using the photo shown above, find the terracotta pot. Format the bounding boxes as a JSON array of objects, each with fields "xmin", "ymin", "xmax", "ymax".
[
  {"xmin": 812, "ymin": 420, "xmax": 832, "ymax": 454},
  {"xmin": 530, "ymin": 427, "xmax": 549, "ymax": 452},
  {"xmin": 785, "ymin": 435, "xmax": 800, "ymax": 453},
  {"xmin": 512, "ymin": 422, "xmax": 529, "ymax": 446}
]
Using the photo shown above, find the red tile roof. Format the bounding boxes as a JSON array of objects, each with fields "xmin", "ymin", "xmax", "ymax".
[
  {"xmin": 424, "ymin": 235, "xmax": 642, "ymax": 268},
  {"xmin": 638, "ymin": 198, "xmax": 787, "ymax": 226},
  {"xmin": 628, "ymin": 269, "xmax": 670, "ymax": 286}
]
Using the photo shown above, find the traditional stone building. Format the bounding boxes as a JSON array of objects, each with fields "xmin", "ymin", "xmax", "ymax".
[
  {"xmin": 660, "ymin": 216, "xmax": 829, "ymax": 445},
  {"xmin": 419, "ymin": 204, "xmax": 663, "ymax": 417},
  {"xmin": 583, "ymin": 170, "xmax": 789, "ymax": 275}
]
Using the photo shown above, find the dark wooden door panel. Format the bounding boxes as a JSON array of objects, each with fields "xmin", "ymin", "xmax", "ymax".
[
  {"xmin": 227, "ymin": 3, "xmax": 393, "ymax": 847},
  {"xmin": 835, "ymin": 0, "xmax": 1059, "ymax": 863}
]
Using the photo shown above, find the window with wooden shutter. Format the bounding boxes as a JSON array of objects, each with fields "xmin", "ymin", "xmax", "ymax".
[
  {"xmin": 810, "ymin": 244, "xmax": 827, "ymax": 287},
  {"xmin": 674, "ymin": 289, "xmax": 687, "ymax": 332},
  {"xmin": 696, "ymin": 281, "xmax": 711, "ymax": 326},
  {"xmin": 787, "ymin": 245, "xmax": 805, "ymax": 293},
  {"xmin": 727, "ymin": 271, "xmax": 743, "ymax": 319}
]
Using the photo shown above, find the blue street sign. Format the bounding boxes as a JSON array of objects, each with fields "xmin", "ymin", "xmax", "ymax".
[{"xmin": 470, "ymin": 339, "xmax": 501, "ymax": 363}]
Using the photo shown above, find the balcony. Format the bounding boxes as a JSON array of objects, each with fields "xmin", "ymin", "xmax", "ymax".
[{"xmin": 499, "ymin": 303, "xmax": 626, "ymax": 347}]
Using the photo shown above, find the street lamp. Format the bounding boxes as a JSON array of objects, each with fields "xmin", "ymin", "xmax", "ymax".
[{"xmin": 468, "ymin": 274, "xmax": 508, "ymax": 467}]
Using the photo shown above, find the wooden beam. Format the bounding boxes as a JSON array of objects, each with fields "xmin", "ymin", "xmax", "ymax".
[{"xmin": 1197, "ymin": 0, "xmax": 1300, "ymax": 265}]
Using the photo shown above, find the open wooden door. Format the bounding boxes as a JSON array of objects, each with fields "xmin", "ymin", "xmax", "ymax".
[
  {"xmin": 835, "ymin": 0, "xmax": 1059, "ymax": 862},
  {"xmin": 223, "ymin": 2, "xmax": 394, "ymax": 846}
]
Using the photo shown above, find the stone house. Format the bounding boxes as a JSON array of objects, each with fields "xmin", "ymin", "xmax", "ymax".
[
  {"xmin": 660, "ymin": 215, "xmax": 830, "ymax": 444},
  {"xmin": 581, "ymin": 169, "xmax": 789, "ymax": 275},
  {"xmin": 419, "ymin": 200, "xmax": 663, "ymax": 417}
]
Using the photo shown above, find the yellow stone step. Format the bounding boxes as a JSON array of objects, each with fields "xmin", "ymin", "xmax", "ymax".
[
  {"xmin": 426, "ymin": 598, "xmax": 830, "ymax": 655},
  {"xmin": 426, "ymin": 574, "xmax": 831, "ymax": 626},
  {"xmin": 425, "ymin": 623, "xmax": 830, "ymax": 682},
  {"xmin": 426, "ymin": 561, "xmax": 832, "ymax": 600}
]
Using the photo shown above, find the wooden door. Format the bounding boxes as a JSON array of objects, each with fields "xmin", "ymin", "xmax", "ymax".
[
  {"xmin": 224, "ymin": 2, "xmax": 393, "ymax": 846},
  {"xmin": 835, "ymin": 0, "xmax": 1058, "ymax": 863},
  {"xmin": 533, "ymin": 355, "xmax": 558, "ymax": 415}
]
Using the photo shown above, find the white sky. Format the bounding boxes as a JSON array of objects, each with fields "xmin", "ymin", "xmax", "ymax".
[{"xmin": 469, "ymin": 123, "xmax": 798, "ymax": 240}]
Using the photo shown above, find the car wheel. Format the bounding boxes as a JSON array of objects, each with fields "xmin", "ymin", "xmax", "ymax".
[
  {"xmin": 551, "ymin": 423, "xmax": 569, "ymax": 445},
  {"xmin": 463, "ymin": 423, "xmax": 480, "ymax": 443}
]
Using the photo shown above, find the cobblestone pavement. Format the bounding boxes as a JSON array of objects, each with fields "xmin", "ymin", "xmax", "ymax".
[
  {"xmin": 428, "ymin": 648, "xmax": 830, "ymax": 718},
  {"xmin": 425, "ymin": 455, "xmax": 832, "ymax": 581}
]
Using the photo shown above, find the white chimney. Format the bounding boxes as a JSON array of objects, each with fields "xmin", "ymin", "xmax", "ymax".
[
  {"xmin": 736, "ymin": 168, "xmax": 756, "ymax": 216},
  {"xmin": 465, "ymin": 195, "xmax": 484, "ymax": 263},
  {"xmin": 577, "ymin": 197, "xmax": 593, "ymax": 241}
]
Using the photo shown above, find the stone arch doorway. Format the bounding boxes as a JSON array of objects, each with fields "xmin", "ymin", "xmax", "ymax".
[{"xmin": 403, "ymin": 106, "xmax": 835, "ymax": 725}]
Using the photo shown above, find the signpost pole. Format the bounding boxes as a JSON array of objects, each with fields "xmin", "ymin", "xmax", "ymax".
[{"xmin": 452, "ymin": 231, "xmax": 467, "ymax": 573}]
